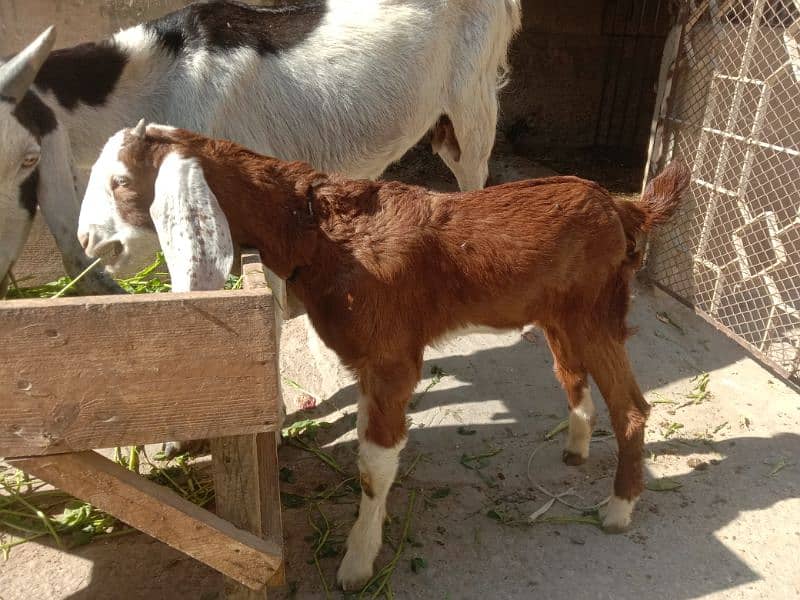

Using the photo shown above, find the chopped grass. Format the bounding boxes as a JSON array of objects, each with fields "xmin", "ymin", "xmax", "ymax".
[
  {"xmin": 645, "ymin": 477, "xmax": 683, "ymax": 492},
  {"xmin": 681, "ymin": 372, "xmax": 712, "ymax": 407},
  {"xmin": 460, "ymin": 446, "xmax": 503, "ymax": 489},
  {"xmin": 282, "ymin": 418, "xmax": 345, "ymax": 475},
  {"xmin": 358, "ymin": 489, "xmax": 418, "ymax": 599},
  {"xmin": 410, "ymin": 365, "xmax": 446, "ymax": 409},
  {"xmin": 660, "ymin": 420, "xmax": 684, "ymax": 439},
  {"xmin": 656, "ymin": 311, "xmax": 685, "ymax": 334},
  {"xmin": 5, "ymin": 252, "xmax": 244, "ymax": 299},
  {"xmin": 529, "ymin": 514, "xmax": 603, "ymax": 528},
  {"xmin": 766, "ymin": 457, "xmax": 793, "ymax": 477},
  {"xmin": 544, "ymin": 418, "xmax": 569, "ymax": 440}
]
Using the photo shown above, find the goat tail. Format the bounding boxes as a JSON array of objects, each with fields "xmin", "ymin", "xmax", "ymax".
[
  {"xmin": 496, "ymin": 0, "xmax": 523, "ymax": 89},
  {"xmin": 614, "ymin": 160, "xmax": 691, "ymax": 236}
]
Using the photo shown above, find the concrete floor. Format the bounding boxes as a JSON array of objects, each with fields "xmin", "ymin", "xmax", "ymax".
[{"xmin": 1, "ymin": 147, "xmax": 798, "ymax": 600}]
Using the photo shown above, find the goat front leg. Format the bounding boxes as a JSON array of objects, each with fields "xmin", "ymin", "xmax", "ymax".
[{"xmin": 337, "ymin": 360, "xmax": 419, "ymax": 591}]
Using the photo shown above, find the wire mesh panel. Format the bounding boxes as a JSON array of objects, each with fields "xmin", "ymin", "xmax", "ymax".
[{"xmin": 646, "ymin": 0, "xmax": 800, "ymax": 383}]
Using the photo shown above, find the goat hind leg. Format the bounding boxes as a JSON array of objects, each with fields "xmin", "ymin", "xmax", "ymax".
[
  {"xmin": 584, "ymin": 338, "xmax": 650, "ymax": 532},
  {"xmin": 435, "ymin": 78, "xmax": 498, "ymax": 191},
  {"xmin": 544, "ymin": 327, "xmax": 595, "ymax": 466}
]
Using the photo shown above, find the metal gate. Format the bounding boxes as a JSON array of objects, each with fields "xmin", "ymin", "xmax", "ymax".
[
  {"xmin": 595, "ymin": 0, "xmax": 671, "ymax": 160},
  {"xmin": 645, "ymin": 0, "xmax": 800, "ymax": 384}
]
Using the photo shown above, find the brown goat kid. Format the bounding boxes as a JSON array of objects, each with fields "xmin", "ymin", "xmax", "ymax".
[{"xmin": 79, "ymin": 123, "xmax": 690, "ymax": 590}]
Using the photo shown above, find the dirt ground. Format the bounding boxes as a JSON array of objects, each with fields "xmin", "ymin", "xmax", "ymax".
[{"xmin": 1, "ymin": 146, "xmax": 799, "ymax": 600}]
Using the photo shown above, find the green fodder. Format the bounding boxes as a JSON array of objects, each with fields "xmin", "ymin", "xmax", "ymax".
[{"xmin": 4, "ymin": 252, "xmax": 243, "ymax": 299}]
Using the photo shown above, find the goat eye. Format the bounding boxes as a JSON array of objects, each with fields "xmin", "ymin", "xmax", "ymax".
[
  {"xmin": 112, "ymin": 175, "xmax": 131, "ymax": 189},
  {"xmin": 21, "ymin": 154, "xmax": 39, "ymax": 169}
]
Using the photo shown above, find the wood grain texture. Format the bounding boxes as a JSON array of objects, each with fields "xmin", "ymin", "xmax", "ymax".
[
  {"xmin": 9, "ymin": 451, "xmax": 282, "ymax": 590},
  {"xmin": 254, "ymin": 256, "xmax": 306, "ymax": 320},
  {"xmin": 1, "ymin": 289, "xmax": 278, "ymax": 457},
  {"xmin": 252, "ymin": 256, "xmax": 287, "ymax": 588},
  {"xmin": 258, "ymin": 431, "xmax": 285, "ymax": 587},
  {"xmin": 214, "ymin": 252, "xmax": 285, "ymax": 597},
  {"xmin": 211, "ymin": 434, "xmax": 270, "ymax": 600}
]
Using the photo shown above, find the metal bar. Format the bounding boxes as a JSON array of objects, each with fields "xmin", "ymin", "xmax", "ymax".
[
  {"xmin": 734, "ymin": 82, "xmax": 773, "ymax": 223},
  {"xmin": 605, "ymin": 0, "xmax": 640, "ymax": 147},
  {"xmin": 668, "ymin": 117, "xmax": 800, "ymax": 156},
  {"xmin": 712, "ymin": 72, "xmax": 765, "ymax": 85},
  {"xmin": 594, "ymin": 0, "xmax": 621, "ymax": 146},
  {"xmin": 693, "ymin": 177, "xmax": 738, "ymax": 195},
  {"xmin": 615, "ymin": 0, "xmax": 651, "ymax": 148}
]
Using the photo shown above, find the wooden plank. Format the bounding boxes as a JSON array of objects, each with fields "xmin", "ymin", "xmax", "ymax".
[
  {"xmin": 9, "ymin": 451, "xmax": 282, "ymax": 590},
  {"xmin": 243, "ymin": 251, "xmax": 306, "ymax": 320},
  {"xmin": 642, "ymin": 19, "xmax": 684, "ymax": 188},
  {"xmin": 258, "ymin": 431, "xmax": 285, "ymax": 587},
  {"xmin": 211, "ymin": 435, "xmax": 269, "ymax": 600},
  {"xmin": 212, "ymin": 252, "xmax": 285, "ymax": 598},
  {"xmin": 0, "ymin": 289, "xmax": 278, "ymax": 457}
]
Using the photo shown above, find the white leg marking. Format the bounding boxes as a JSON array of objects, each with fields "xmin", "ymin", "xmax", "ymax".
[
  {"xmin": 337, "ymin": 438, "xmax": 406, "ymax": 591},
  {"xmin": 566, "ymin": 386, "xmax": 595, "ymax": 459},
  {"xmin": 599, "ymin": 495, "xmax": 637, "ymax": 532}
]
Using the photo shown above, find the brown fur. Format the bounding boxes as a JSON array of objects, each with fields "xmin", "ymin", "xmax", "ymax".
[{"xmin": 116, "ymin": 125, "xmax": 689, "ymax": 504}]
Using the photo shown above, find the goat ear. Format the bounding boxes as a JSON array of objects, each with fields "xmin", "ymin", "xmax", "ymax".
[
  {"xmin": 131, "ymin": 118, "xmax": 146, "ymax": 138},
  {"xmin": 151, "ymin": 154, "xmax": 234, "ymax": 292},
  {"xmin": 38, "ymin": 127, "xmax": 123, "ymax": 293}
]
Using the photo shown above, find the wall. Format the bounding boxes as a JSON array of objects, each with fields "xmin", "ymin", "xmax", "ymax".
[{"xmin": 504, "ymin": 0, "xmax": 672, "ymax": 159}]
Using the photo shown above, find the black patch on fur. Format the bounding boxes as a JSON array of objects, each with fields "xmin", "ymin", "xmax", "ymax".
[
  {"xmin": 6, "ymin": 91, "xmax": 58, "ymax": 138},
  {"xmin": 33, "ymin": 41, "xmax": 128, "ymax": 110},
  {"xmin": 19, "ymin": 168, "xmax": 39, "ymax": 217},
  {"xmin": 146, "ymin": 0, "xmax": 326, "ymax": 55}
]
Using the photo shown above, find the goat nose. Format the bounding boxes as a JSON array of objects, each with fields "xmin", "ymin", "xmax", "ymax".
[{"xmin": 79, "ymin": 233, "xmax": 89, "ymax": 250}]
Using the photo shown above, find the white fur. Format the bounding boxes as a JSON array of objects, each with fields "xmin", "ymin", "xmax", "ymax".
[
  {"xmin": 150, "ymin": 154, "xmax": 234, "ymax": 291},
  {"xmin": 566, "ymin": 386, "xmax": 595, "ymax": 459},
  {"xmin": 1, "ymin": 0, "xmax": 522, "ymax": 284},
  {"xmin": 337, "ymin": 438, "xmax": 406, "ymax": 591},
  {"xmin": 0, "ymin": 102, "xmax": 39, "ymax": 288},
  {"xmin": 79, "ymin": 130, "xmax": 159, "ymax": 278},
  {"xmin": 599, "ymin": 495, "xmax": 636, "ymax": 531}
]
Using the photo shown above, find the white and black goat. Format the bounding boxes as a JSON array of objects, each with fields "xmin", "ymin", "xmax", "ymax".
[
  {"xmin": 0, "ymin": 0, "xmax": 521, "ymax": 296},
  {"xmin": 79, "ymin": 121, "xmax": 689, "ymax": 590}
]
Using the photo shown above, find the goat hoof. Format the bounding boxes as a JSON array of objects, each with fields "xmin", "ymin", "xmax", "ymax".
[
  {"xmin": 561, "ymin": 449, "xmax": 586, "ymax": 466},
  {"xmin": 161, "ymin": 439, "xmax": 209, "ymax": 459},
  {"xmin": 599, "ymin": 495, "xmax": 635, "ymax": 533},
  {"xmin": 337, "ymin": 554, "xmax": 373, "ymax": 591}
]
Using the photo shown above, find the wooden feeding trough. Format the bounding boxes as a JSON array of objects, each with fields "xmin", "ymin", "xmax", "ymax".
[{"xmin": 0, "ymin": 251, "xmax": 286, "ymax": 599}]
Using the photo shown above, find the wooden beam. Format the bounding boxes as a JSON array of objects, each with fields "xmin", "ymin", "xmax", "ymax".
[
  {"xmin": 211, "ymin": 253, "xmax": 286, "ymax": 598},
  {"xmin": 0, "ymin": 289, "xmax": 279, "ymax": 457},
  {"xmin": 211, "ymin": 435, "xmax": 270, "ymax": 600},
  {"xmin": 242, "ymin": 254, "xmax": 286, "ymax": 587},
  {"xmin": 258, "ymin": 431, "xmax": 285, "ymax": 587},
  {"xmin": 8, "ymin": 451, "xmax": 282, "ymax": 591},
  {"xmin": 242, "ymin": 249, "xmax": 305, "ymax": 320}
]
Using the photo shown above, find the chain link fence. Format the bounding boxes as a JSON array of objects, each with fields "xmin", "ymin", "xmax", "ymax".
[{"xmin": 645, "ymin": 0, "xmax": 800, "ymax": 384}]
